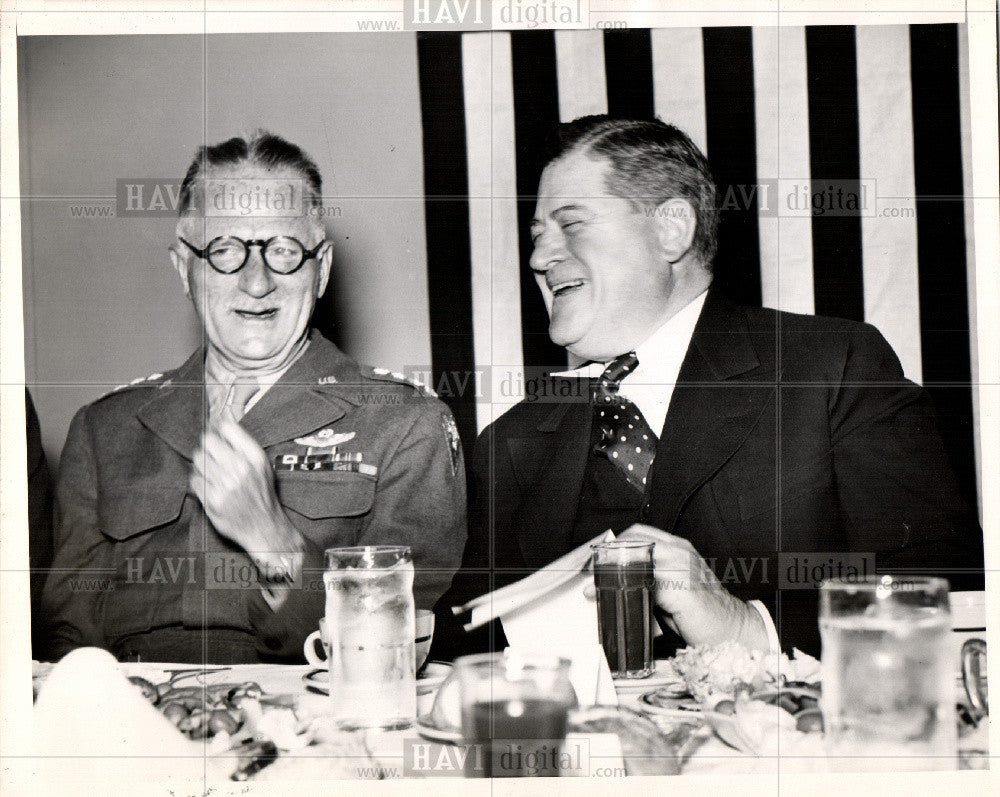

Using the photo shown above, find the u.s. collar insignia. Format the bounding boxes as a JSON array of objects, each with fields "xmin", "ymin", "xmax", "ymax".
[{"xmin": 294, "ymin": 429, "xmax": 355, "ymax": 448}]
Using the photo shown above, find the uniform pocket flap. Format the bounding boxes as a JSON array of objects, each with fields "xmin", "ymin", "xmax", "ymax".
[
  {"xmin": 277, "ymin": 470, "xmax": 376, "ymax": 519},
  {"xmin": 98, "ymin": 483, "xmax": 187, "ymax": 540}
]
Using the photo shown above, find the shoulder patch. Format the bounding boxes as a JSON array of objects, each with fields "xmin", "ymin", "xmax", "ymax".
[
  {"xmin": 366, "ymin": 366, "xmax": 438, "ymax": 397},
  {"xmin": 440, "ymin": 411, "xmax": 462, "ymax": 476}
]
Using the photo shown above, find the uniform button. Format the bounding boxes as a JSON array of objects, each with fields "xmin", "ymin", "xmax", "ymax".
[{"xmin": 264, "ymin": 636, "xmax": 282, "ymax": 651}]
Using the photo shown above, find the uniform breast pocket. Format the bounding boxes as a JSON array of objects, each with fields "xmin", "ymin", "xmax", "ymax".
[{"xmin": 276, "ymin": 471, "xmax": 377, "ymax": 520}]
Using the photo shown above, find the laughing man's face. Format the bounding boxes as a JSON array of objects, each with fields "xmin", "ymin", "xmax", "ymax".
[{"xmin": 529, "ymin": 149, "xmax": 676, "ymax": 362}]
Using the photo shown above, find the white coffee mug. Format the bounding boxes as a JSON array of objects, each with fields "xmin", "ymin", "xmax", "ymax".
[
  {"xmin": 303, "ymin": 617, "xmax": 330, "ymax": 666},
  {"xmin": 414, "ymin": 609, "xmax": 435, "ymax": 671}
]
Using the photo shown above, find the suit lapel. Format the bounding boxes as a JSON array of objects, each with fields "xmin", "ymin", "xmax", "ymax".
[
  {"xmin": 509, "ymin": 382, "xmax": 592, "ymax": 570},
  {"xmin": 648, "ymin": 291, "xmax": 775, "ymax": 533}
]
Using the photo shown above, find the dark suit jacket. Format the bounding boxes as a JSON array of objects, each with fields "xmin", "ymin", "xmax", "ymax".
[
  {"xmin": 27, "ymin": 389, "xmax": 54, "ymax": 658},
  {"xmin": 42, "ymin": 332, "xmax": 466, "ymax": 663},
  {"xmin": 436, "ymin": 289, "xmax": 983, "ymax": 658}
]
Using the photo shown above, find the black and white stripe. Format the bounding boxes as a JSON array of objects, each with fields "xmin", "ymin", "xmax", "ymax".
[{"xmin": 415, "ymin": 23, "xmax": 979, "ymax": 512}]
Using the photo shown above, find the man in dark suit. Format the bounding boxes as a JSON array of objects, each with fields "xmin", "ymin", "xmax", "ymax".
[
  {"xmin": 41, "ymin": 132, "xmax": 466, "ymax": 663},
  {"xmin": 436, "ymin": 115, "xmax": 982, "ymax": 658}
]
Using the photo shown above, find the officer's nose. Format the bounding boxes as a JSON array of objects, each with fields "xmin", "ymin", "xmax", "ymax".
[{"xmin": 238, "ymin": 246, "xmax": 276, "ymax": 298}]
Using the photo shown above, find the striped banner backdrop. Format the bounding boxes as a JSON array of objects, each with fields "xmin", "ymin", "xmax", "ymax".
[{"xmin": 416, "ymin": 24, "xmax": 979, "ymax": 513}]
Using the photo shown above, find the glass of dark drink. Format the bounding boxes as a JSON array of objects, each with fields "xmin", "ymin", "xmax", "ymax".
[
  {"xmin": 454, "ymin": 651, "xmax": 576, "ymax": 777},
  {"xmin": 591, "ymin": 540, "xmax": 656, "ymax": 678}
]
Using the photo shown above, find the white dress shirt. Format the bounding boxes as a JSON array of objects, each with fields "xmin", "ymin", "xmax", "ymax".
[
  {"xmin": 552, "ymin": 290, "xmax": 707, "ymax": 436},
  {"xmin": 205, "ymin": 338, "xmax": 311, "ymax": 417},
  {"xmin": 554, "ymin": 289, "xmax": 780, "ymax": 652}
]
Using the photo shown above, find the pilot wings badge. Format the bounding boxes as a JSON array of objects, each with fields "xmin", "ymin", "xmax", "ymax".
[{"xmin": 294, "ymin": 429, "xmax": 356, "ymax": 449}]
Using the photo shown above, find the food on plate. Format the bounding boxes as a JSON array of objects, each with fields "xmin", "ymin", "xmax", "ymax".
[
  {"xmin": 668, "ymin": 642, "xmax": 820, "ymax": 702},
  {"xmin": 795, "ymin": 709, "xmax": 824, "ymax": 733},
  {"xmin": 651, "ymin": 644, "xmax": 825, "ymax": 758},
  {"xmin": 128, "ymin": 675, "xmax": 265, "ymax": 740},
  {"xmin": 33, "ymin": 648, "xmax": 205, "ymax": 784},
  {"xmin": 750, "ymin": 684, "xmax": 822, "ymax": 726},
  {"xmin": 702, "ymin": 690, "xmax": 828, "ymax": 761},
  {"xmin": 639, "ymin": 687, "xmax": 702, "ymax": 712},
  {"xmin": 247, "ymin": 735, "xmax": 381, "ymax": 781},
  {"xmin": 568, "ymin": 706, "xmax": 699, "ymax": 775},
  {"xmin": 230, "ymin": 739, "xmax": 280, "ymax": 781}
]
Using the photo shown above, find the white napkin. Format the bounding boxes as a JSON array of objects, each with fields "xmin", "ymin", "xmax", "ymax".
[
  {"xmin": 496, "ymin": 562, "xmax": 618, "ymax": 707},
  {"xmin": 501, "ymin": 631, "xmax": 618, "ymax": 708},
  {"xmin": 500, "ymin": 569, "xmax": 599, "ymax": 648},
  {"xmin": 33, "ymin": 648, "xmax": 207, "ymax": 784},
  {"xmin": 458, "ymin": 530, "xmax": 615, "ymax": 629}
]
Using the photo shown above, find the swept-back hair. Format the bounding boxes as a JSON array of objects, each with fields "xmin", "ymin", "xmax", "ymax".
[
  {"xmin": 545, "ymin": 115, "xmax": 719, "ymax": 267},
  {"xmin": 177, "ymin": 130, "xmax": 323, "ymax": 215}
]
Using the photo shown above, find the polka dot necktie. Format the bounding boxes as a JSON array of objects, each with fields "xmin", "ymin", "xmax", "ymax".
[{"xmin": 592, "ymin": 352, "xmax": 658, "ymax": 492}]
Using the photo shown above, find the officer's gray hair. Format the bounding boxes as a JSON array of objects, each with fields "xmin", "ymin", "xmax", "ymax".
[{"xmin": 177, "ymin": 130, "xmax": 323, "ymax": 216}]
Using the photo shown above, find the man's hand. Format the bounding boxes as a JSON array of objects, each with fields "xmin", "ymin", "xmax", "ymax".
[
  {"xmin": 616, "ymin": 524, "xmax": 769, "ymax": 652},
  {"xmin": 190, "ymin": 414, "xmax": 304, "ymax": 579}
]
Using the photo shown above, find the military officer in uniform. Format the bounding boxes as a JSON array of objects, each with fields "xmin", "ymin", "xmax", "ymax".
[{"xmin": 41, "ymin": 132, "xmax": 466, "ymax": 663}]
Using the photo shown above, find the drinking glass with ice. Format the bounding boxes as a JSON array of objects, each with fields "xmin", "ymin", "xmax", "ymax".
[
  {"xmin": 323, "ymin": 546, "xmax": 416, "ymax": 729},
  {"xmin": 820, "ymin": 575, "xmax": 956, "ymax": 772}
]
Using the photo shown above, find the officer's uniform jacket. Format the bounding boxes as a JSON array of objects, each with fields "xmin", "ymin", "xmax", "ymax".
[{"xmin": 42, "ymin": 332, "xmax": 467, "ymax": 663}]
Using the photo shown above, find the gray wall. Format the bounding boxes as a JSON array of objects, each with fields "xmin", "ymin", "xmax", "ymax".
[{"xmin": 19, "ymin": 33, "xmax": 433, "ymax": 467}]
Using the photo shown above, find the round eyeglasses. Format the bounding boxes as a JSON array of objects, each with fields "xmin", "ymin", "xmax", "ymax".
[{"xmin": 178, "ymin": 236, "xmax": 325, "ymax": 275}]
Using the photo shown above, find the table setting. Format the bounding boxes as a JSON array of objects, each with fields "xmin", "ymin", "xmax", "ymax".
[{"xmin": 30, "ymin": 542, "xmax": 989, "ymax": 784}]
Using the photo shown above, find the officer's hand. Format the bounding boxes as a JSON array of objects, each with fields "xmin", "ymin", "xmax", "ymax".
[
  {"xmin": 191, "ymin": 415, "xmax": 303, "ymax": 572},
  {"xmin": 617, "ymin": 524, "xmax": 770, "ymax": 652}
]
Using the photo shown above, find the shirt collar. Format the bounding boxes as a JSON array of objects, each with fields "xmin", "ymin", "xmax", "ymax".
[
  {"xmin": 204, "ymin": 337, "xmax": 311, "ymax": 390},
  {"xmin": 204, "ymin": 337, "xmax": 312, "ymax": 415},
  {"xmin": 551, "ymin": 289, "xmax": 709, "ymax": 380},
  {"xmin": 632, "ymin": 289, "xmax": 708, "ymax": 383}
]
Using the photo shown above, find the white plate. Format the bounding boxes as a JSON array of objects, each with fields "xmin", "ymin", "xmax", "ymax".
[
  {"xmin": 302, "ymin": 662, "xmax": 453, "ymax": 696},
  {"xmin": 639, "ymin": 688, "xmax": 704, "ymax": 716},
  {"xmin": 415, "ymin": 714, "xmax": 462, "ymax": 744},
  {"xmin": 612, "ymin": 659, "xmax": 687, "ymax": 690},
  {"xmin": 418, "ymin": 662, "xmax": 453, "ymax": 691}
]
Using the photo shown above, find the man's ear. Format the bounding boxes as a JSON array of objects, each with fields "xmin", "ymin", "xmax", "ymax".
[
  {"xmin": 654, "ymin": 198, "xmax": 697, "ymax": 262},
  {"xmin": 315, "ymin": 240, "xmax": 334, "ymax": 298},
  {"xmin": 169, "ymin": 246, "xmax": 192, "ymax": 298}
]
